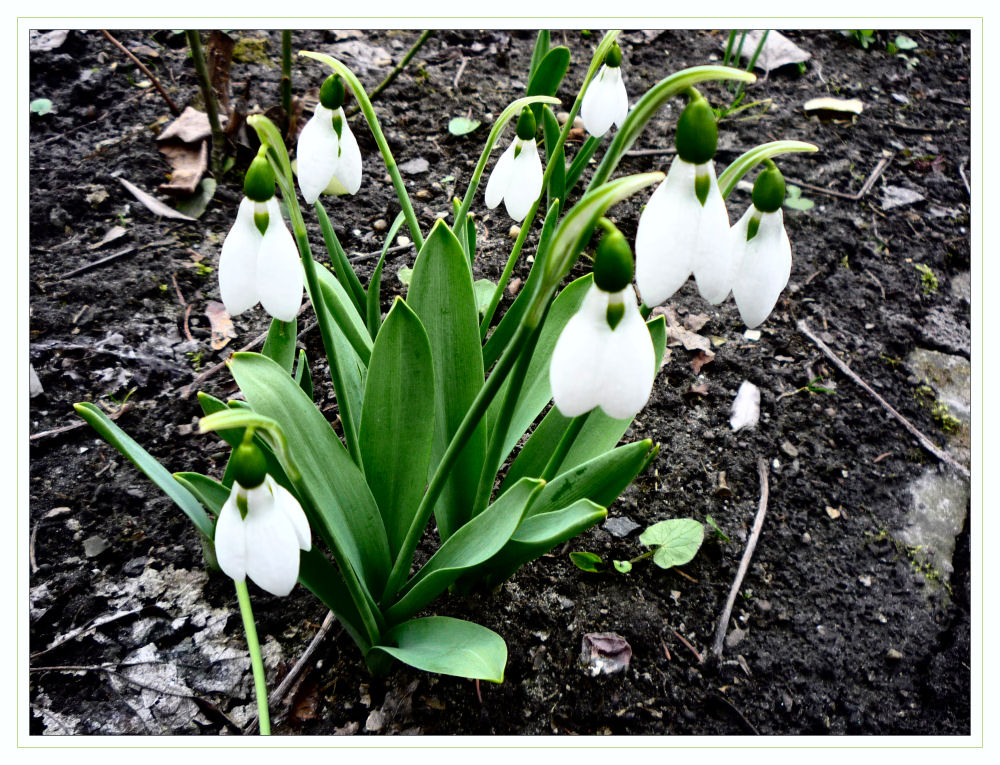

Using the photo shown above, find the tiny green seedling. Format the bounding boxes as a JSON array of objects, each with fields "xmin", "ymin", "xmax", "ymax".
[
  {"xmin": 843, "ymin": 30, "xmax": 876, "ymax": 49},
  {"xmin": 705, "ymin": 515, "xmax": 730, "ymax": 542},
  {"xmin": 571, "ymin": 518, "xmax": 704, "ymax": 574},
  {"xmin": 448, "ymin": 116, "xmax": 482, "ymax": 136},
  {"xmin": 777, "ymin": 376, "xmax": 836, "ymax": 401},
  {"xmin": 783, "ymin": 184, "xmax": 814, "ymax": 211},
  {"xmin": 914, "ymin": 263, "xmax": 938, "ymax": 294},
  {"xmin": 30, "ymin": 98, "xmax": 53, "ymax": 115}
]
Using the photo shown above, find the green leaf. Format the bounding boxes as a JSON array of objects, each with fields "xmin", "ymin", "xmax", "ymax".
[
  {"xmin": 613, "ymin": 560, "xmax": 632, "ymax": 574},
  {"xmin": 311, "ymin": 260, "xmax": 373, "ymax": 366},
  {"xmin": 293, "ymin": 349, "xmax": 313, "ymax": 400},
  {"xmin": 459, "ymin": 499, "xmax": 606, "ymax": 589},
  {"xmin": 385, "ymin": 477, "xmax": 543, "ymax": 625},
  {"xmin": 30, "ymin": 98, "xmax": 53, "ymax": 115},
  {"xmin": 502, "ymin": 315, "xmax": 666, "ymax": 489},
  {"xmin": 569, "ymin": 551, "xmax": 604, "ymax": 573},
  {"xmin": 406, "ymin": 220, "xmax": 488, "ymax": 540},
  {"xmin": 299, "ymin": 547, "xmax": 372, "ymax": 654},
  {"xmin": 530, "ymin": 439, "xmax": 657, "ymax": 518},
  {"xmin": 368, "ymin": 616, "xmax": 507, "ymax": 682},
  {"xmin": 175, "ymin": 178, "xmax": 216, "ymax": 219},
  {"xmin": 315, "ymin": 200, "xmax": 367, "ymax": 317},
  {"xmin": 359, "ymin": 298, "xmax": 435, "ymax": 560},
  {"xmin": 526, "ymin": 46, "xmax": 570, "ymax": 122},
  {"xmin": 173, "ymin": 472, "xmax": 230, "ymax": 514},
  {"xmin": 228, "ymin": 352, "xmax": 392, "ymax": 595},
  {"xmin": 448, "ymin": 116, "xmax": 481, "ymax": 136},
  {"xmin": 705, "ymin": 514, "xmax": 731, "ymax": 543},
  {"xmin": 261, "ymin": 317, "xmax": 297, "ymax": 374},
  {"xmin": 717, "ymin": 141, "xmax": 819, "ymax": 201},
  {"xmin": 784, "ymin": 184, "xmax": 815, "ymax": 211},
  {"xmin": 639, "ymin": 519, "xmax": 705, "ymax": 569},
  {"xmin": 528, "ymin": 30, "xmax": 550, "ymax": 81},
  {"xmin": 473, "ymin": 279, "xmax": 497, "ymax": 319},
  {"xmin": 565, "ymin": 135, "xmax": 601, "ymax": 191},
  {"xmin": 542, "ymin": 105, "xmax": 566, "ymax": 213},
  {"xmin": 397, "ymin": 266, "xmax": 413, "ymax": 286},
  {"xmin": 895, "ymin": 34, "xmax": 918, "ymax": 51},
  {"xmin": 73, "ymin": 403, "xmax": 213, "ymax": 539}
]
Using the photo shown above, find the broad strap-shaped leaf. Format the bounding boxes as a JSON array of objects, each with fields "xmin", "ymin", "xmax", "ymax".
[
  {"xmin": 299, "ymin": 547, "xmax": 372, "ymax": 655},
  {"xmin": 527, "ymin": 46, "xmax": 570, "ymax": 122},
  {"xmin": 503, "ymin": 315, "xmax": 666, "ymax": 489},
  {"xmin": 74, "ymin": 403, "xmax": 214, "ymax": 539},
  {"xmin": 198, "ymin": 393, "xmax": 292, "ymax": 491},
  {"xmin": 384, "ymin": 478, "xmax": 543, "ymax": 625},
  {"xmin": 359, "ymin": 298, "xmax": 435, "ymax": 560},
  {"xmin": 315, "ymin": 200, "xmax": 367, "ymax": 318},
  {"xmin": 173, "ymin": 472, "xmax": 231, "ymax": 514},
  {"xmin": 311, "ymin": 260, "xmax": 373, "ymax": 366},
  {"xmin": 261, "ymin": 317, "xmax": 297, "ymax": 374},
  {"xmin": 529, "ymin": 439, "xmax": 657, "ymax": 519},
  {"xmin": 457, "ymin": 498, "xmax": 607, "ymax": 590},
  {"xmin": 228, "ymin": 352, "xmax": 391, "ymax": 595},
  {"xmin": 367, "ymin": 616, "xmax": 507, "ymax": 683},
  {"xmin": 293, "ymin": 348, "xmax": 313, "ymax": 400},
  {"xmin": 406, "ymin": 220, "xmax": 488, "ymax": 541},
  {"xmin": 542, "ymin": 105, "xmax": 565, "ymax": 213}
]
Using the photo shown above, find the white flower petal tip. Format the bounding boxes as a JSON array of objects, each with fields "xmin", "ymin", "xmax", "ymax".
[
  {"xmin": 214, "ymin": 478, "xmax": 311, "ymax": 597},
  {"xmin": 550, "ymin": 285, "xmax": 655, "ymax": 421},
  {"xmin": 296, "ymin": 105, "xmax": 363, "ymax": 204},
  {"xmin": 484, "ymin": 138, "xmax": 542, "ymax": 222},
  {"xmin": 635, "ymin": 159, "xmax": 729, "ymax": 308},
  {"xmin": 730, "ymin": 380, "xmax": 761, "ymax": 432},
  {"xmin": 581, "ymin": 65, "xmax": 628, "ymax": 137},
  {"xmin": 731, "ymin": 208, "xmax": 792, "ymax": 329},
  {"xmin": 218, "ymin": 197, "xmax": 303, "ymax": 322}
]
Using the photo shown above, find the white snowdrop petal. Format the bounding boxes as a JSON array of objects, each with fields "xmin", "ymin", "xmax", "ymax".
[
  {"xmin": 485, "ymin": 140, "xmax": 517, "ymax": 210},
  {"xmin": 256, "ymin": 198, "xmax": 303, "ymax": 322},
  {"xmin": 269, "ymin": 477, "xmax": 311, "ymax": 551},
  {"xmin": 218, "ymin": 198, "xmax": 262, "ymax": 316},
  {"xmin": 692, "ymin": 164, "xmax": 737, "ymax": 304},
  {"xmin": 333, "ymin": 109, "xmax": 363, "ymax": 195},
  {"xmin": 244, "ymin": 484, "xmax": 302, "ymax": 597},
  {"xmin": 550, "ymin": 286, "xmax": 609, "ymax": 417},
  {"xmin": 581, "ymin": 66, "xmax": 617, "ymax": 138},
  {"xmin": 730, "ymin": 380, "xmax": 761, "ymax": 431},
  {"xmin": 503, "ymin": 139, "xmax": 543, "ymax": 222},
  {"xmin": 214, "ymin": 485, "xmax": 248, "ymax": 583},
  {"xmin": 297, "ymin": 104, "xmax": 341, "ymax": 204},
  {"xmin": 597, "ymin": 291, "xmax": 655, "ymax": 419},
  {"xmin": 635, "ymin": 158, "xmax": 700, "ymax": 306},
  {"xmin": 732, "ymin": 209, "xmax": 792, "ymax": 328},
  {"xmin": 611, "ymin": 67, "xmax": 629, "ymax": 128}
]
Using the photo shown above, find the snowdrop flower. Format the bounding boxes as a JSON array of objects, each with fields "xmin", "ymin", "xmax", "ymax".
[
  {"xmin": 297, "ymin": 75, "xmax": 362, "ymax": 204},
  {"xmin": 730, "ymin": 162, "xmax": 792, "ymax": 328},
  {"xmin": 550, "ymin": 224, "xmax": 655, "ymax": 420},
  {"xmin": 635, "ymin": 91, "xmax": 732, "ymax": 307},
  {"xmin": 485, "ymin": 107, "xmax": 543, "ymax": 222},
  {"xmin": 581, "ymin": 42, "xmax": 628, "ymax": 138},
  {"xmin": 214, "ymin": 437, "xmax": 311, "ymax": 597},
  {"xmin": 218, "ymin": 152, "xmax": 303, "ymax": 322}
]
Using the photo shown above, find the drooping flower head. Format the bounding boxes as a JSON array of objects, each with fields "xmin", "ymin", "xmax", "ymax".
[
  {"xmin": 730, "ymin": 162, "xmax": 792, "ymax": 328},
  {"xmin": 581, "ymin": 41, "xmax": 628, "ymax": 138},
  {"xmin": 550, "ymin": 222, "xmax": 655, "ymax": 420},
  {"xmin": 218, "ymin": 150, "xmax": 303, "ymax": 322},
  {"xmin": 214, "ymin": 435, "xmax": 311, "ymax": 597},
  {"xmin": 485, "ymin": 107, "xmax": 544, "ymax": 222},
  {"xmin": 635, "ymin": 90, "xmax": 731, "ymax": 307},
  {"xmin": 297, "ymin": 74, "xmax": 363, "ymax": 204}
]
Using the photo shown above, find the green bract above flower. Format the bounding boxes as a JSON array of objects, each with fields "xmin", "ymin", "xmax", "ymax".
[
  {"xmin": 581, "ymin": 64, "xmax": 628, "ymax": 138},
  {"xmin": 219, "ymin": 197, "xmax": 303, "ymax": 322},
  {"xmin": 484, "ymin": 135, "xmax": 543, "ymax": 222},
  {"xmin": 215, "ymin": 475, "xmax": 312, "ymax": 597},
  {"xmin": 729, "ymin": 206, "xmax": 792, "ymax": 328},
  {"xmin": 296, "ymin": 103, "xmax": 362, "ymax": 204},
  {"xmin": 635, "ymin": 157, "xmax": 731, "ymax": 307},
  {"xmin": 549, "ymin": 283, "xmax": 655, "ymax": 420}
]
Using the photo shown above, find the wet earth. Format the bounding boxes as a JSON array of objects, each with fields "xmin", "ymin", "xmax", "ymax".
[{"xmin": 27, "ymin": 28, "xmax": 973, "ymax": 735}]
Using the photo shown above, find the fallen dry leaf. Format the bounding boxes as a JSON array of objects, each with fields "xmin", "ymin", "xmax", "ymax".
[
  {"xmin": 89, "ymin": 225, "xmax": 128, "ymax": 250},
  {"xmin": 684, "ymin": 312, "xmax": 711, "ymax": 332},
  {"xmin": 118, "ymin": 178, "xmax": 196, "ymax": 221},
  {"xmin": 205, "ymin": 301, "xmax": 236, "ymax": 350},
  {"xmin": 729, "ymin": 30, "xmax": 811, "ymax": 72},
  {"xmin": 691, "ymin": 349, "xmax": 715, "ymax": 374},
  {"xmin": 158, "ymin": 141, "xmax": 208, "ymax": 196},
  {"xmin": 686, "ymin": 382, "xmax": 710, "ymax": 397},
  {"xmin": 157, "ymin": 106, "xmax": 214, "ymax": 143},
  {"xmin": 581, "ymin": 632, "xmax": 632, "ymax": 676},
  {"xmin": 804, "ymin": 97, "xmax": 864, "ymax": 120}
]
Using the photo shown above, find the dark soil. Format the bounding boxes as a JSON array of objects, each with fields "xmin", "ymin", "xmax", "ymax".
[{"xmin": 27, "ymin": 28, "xmax": 973, "ymax": 736}]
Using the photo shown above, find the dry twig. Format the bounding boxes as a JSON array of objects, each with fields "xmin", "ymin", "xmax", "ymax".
[
  {"xmin": 101, "ymin": 30, "xmax": 180, "ymax": 116},
  {"xmin": 798, "ymin": 320, "xmax": 970, "ymax": 479}
]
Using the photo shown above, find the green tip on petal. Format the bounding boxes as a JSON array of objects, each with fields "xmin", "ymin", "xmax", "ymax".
[
  {"xmin": 593, "ymin": 222, "xmax": 634, "ymax": 293},
  {"xmin": 320, "ymin": 74, "xmax": 345, "ymax": 110},
  {"xmin": 232, "ymin": 439, "xmax": 268, "ymax": 489},
  {"xmin": 605, "ymin": 41, "xmax": 622, "ymax": 68},
  {"xmin": 243, "ymin": 151, "xmax": 276, "ymax": 203},
  {"xmin": 752, "ymin": 162, "xmax": 786, "ymax": 213},
  {"xmin": 516, "ymin": 107, "xmax": 537, "ymax": 140},
  {"xmin": 675, "ymin": 91, "xmax": 718, "ymax": 165},
  {"xmin": 606, "ymin": 301, "xmax": 625, "ymax": 331}
]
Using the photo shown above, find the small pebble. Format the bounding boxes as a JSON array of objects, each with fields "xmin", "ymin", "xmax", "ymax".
[
  {"xmin": 415, "ymin": 189, "xmax": 431, "ymax": 199},
  {"xmin": 508, "ymin": 224, "xmax": 520, "ymax": 239},
  {"xmin": 397, "ymin": 235, "xmax": 411, "ymax": 247},
  {"xmin": 886, "ymin": 648, "xmax": 903, "ymax": 660},
  {"xmin": 373, "ymin": 218, "xmax": 388, "ymax": 232},
  {"xmin": 780, "ymin": 441, "xmax": 799, "ymax": 458},
  {"xmin": 859, "ymin": 575, "xmax": 872, "ymax": 587}
]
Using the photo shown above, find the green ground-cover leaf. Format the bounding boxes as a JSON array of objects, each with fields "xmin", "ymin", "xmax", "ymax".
[{"xmin": 368, "ymin": 616, "xmax": 507, "ymax": 682}]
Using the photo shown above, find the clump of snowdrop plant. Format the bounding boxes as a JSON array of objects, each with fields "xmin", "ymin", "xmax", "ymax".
[{"xmin": 76, "ymin": 29, "xmax": 816, "ymax": 734}]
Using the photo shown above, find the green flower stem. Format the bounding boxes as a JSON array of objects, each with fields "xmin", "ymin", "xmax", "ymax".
[
  {"xmin": 472, "ymin": 318, "xmax": 546, "ymax": 517},
  {"xmin": 248, "ymin": 115, "xmax": 364, "ymax": 464},
  {"xmin": 382, "ymin": 318, "xmax": 539, "ymax": 604},
  {"xmin": 185, "ymin": 30, "xmax": 226, "ymax": 175},
  {"xmin": 281, "ymin": 31, "xmax": 292, "ymax": 119},
  {"xmin": 300, "ymin": 51, "xmax": 424, "ymax": 251},
  {"xmin": 476, "ymin": 31, "xmax": 621, "ymax": 335},
  {"xmin": 540, "ymin": 412, "xmax": 589, "ymax": 482},
  {"xmin": 347, "ymin": 30, "xmax": 433, "ymax": 118},
  {"xmin": 234, "ymin": 580, "xmax": 271, "ymax": 735},
  {"xmin": 716, "ymin": 140, "xmax": 819, "ymax": 200},
  {"xmin": 586, "ymin": 65, "xmax": 757, "ymax": 192},
  {"xmin": 627, "ymin": 549, "xmax": 654, "ymax": 565}
]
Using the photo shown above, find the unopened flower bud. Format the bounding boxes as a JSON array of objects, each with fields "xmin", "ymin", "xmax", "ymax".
[
  {"xmin": 675, "ymin": 91, "xmax": 718, "ymax": 166},
  {"xmin": 516, "ymin": 107, "xmax": 537, "ymax": 141},
  {"xmin": 752, "ymin": 161, "xmax": 786, "ymax": 214},
  {"xmin": 243, "ymin": 151, "xmax": 275, "ymax": 203},
  {"xmin": 319, "ymin": 74, "xmax": 346, "ymax": 110},
  {"xmin": 593, "ymin": 222, "xmax": 634, "ymax": 293}
]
